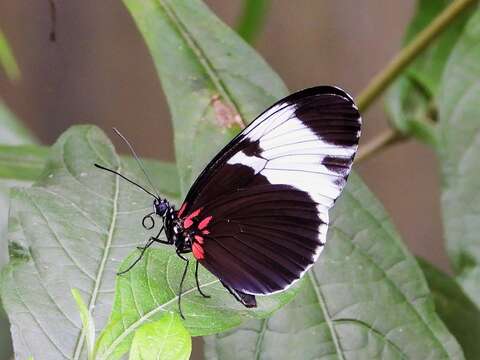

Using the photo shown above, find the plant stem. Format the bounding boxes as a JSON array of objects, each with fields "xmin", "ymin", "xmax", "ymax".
[
  {"xmin": 0, "ymin": 29, "xmax": 21, "ymax": 82},
  {"xmin": 355, "ymin": 0, "xmax": 476, "ymax": 162},
  {"xmin": 356, "ymin": 128, "xmax": 405, "ymax": 163},
  {"xmin": 356, "ymin": 0, "xmax": 476, "ymax": 112}
]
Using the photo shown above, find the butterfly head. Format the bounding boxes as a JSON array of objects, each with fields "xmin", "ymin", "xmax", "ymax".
[{"xmin": 153, "ymin": 198, "xmax": 170, "ymax": 217}]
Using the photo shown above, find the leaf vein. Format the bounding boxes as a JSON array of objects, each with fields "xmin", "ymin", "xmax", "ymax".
[
  {"xmin": 72, "ymin": 161, "xmax": 121, "ymax": 359},
  {"xmin": 333, "ymin": 223, "xmax": 451, "ymax": 357},
  {"xmin": 253, "ymin": 319, "xmax": 267, "ymax": 360},
  {"xmin": 27, "ymin": 193, "xmax": 96, "ymax": 281},
  {"xmin": 10, "ymin": 269, "xmax": 71, "ymax": 359},
  {"xmin": 308, "ymin": 271, "xmax": 345, "ymax": 359},
  {"xmin": 98, "ymin": 278, "xmax": 219, "ymax": 360},
  {"xmin": 156, "ymin": 0, "xmax": 246, "ymax": 126},
  {"xmin": 333, "ymin": 319, "xmax": 408, "ymax": 358}
]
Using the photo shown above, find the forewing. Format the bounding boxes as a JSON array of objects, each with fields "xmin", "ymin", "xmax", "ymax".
[{"xmin": 180, "ymin": 86, "xmax": 361, "ymax": 294}]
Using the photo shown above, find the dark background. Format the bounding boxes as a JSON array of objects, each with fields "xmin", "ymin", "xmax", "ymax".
[{"xmin": 0, "ymin": 1, "xmax": 446, "ymax": 358}]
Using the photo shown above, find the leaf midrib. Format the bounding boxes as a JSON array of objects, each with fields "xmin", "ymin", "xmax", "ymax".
[
  {"xmin": 72, "ymin": 138, "xmax": 122, "ymax": 359},
  {"xmin": 253, "ymin": 318, "xmax": 267, "ymax": 360},
  {"xmin": 157, "ymin": 314, "xmax": 174, "ymax": 357},
  {"xmin": 98, "ymin": 278, "xmax": 220, "ymax": 360},
  {"xmin": 155, "ymin": 0, "xmax": 246, "ymax": 127},
  {"xmin": 308, "ymin": 271, "xmax": 344, "ymax": 360}
]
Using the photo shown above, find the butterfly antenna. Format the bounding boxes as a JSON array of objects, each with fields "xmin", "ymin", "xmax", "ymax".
[
  {"xmin": 113, "ymin": 128, "xmax": 160, "ymax": 198},
  {"xmin": 94, "ymin": 163, "xmax": 157, "ymax": 199}
]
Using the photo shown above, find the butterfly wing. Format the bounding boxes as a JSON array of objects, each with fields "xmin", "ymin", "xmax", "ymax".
[{"xmin": 179, "ymin": 86, "xmax": 361, "ymax": 295}]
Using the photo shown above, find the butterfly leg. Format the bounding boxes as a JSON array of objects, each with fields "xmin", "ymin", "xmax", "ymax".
[
  {"xmin": 137, "ymin": 238, "xmax": 170, "ymax": 250},
  {"xmin": 176, "ymin": 252, "xmax": 189, "ymax": 320},
  {"xmin": 137, "ymin": 225, "xmax": 170, "ymax": 251},
  {"xmin": 195, "ymin": 261, "xmax": 210, "ymax": 298},
  {"xmin": 118, "ymin": 237, "xmax": 156, "ymax": 275},
  {"xmin": 150, "ymin": 225, "xmax": 167, "ymax": 243}
]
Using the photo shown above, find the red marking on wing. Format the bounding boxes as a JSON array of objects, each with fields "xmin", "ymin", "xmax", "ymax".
[
  {"xmin": 194, "ymin": 235, "xmax": 204, "ymax": 244},
  {"xmin": 184, "ymin": 218, "xmax": 193, "ymax": 229},
  {"xmin": 177, "ymin": 203, "xmax": 187, "ymax": 217},
  {"xmin": 198, "ymin": 216, "xmax": 213, "ymax": 230},
  {"xmin": 192, "ymin": 243, "xmax": 205, "ymax": 260},
  {"xmin": 202, "ymin": 229, "xmax": 210, "ymax": 235},
  {"xmin": 183, "ymin": 207, "xmax": 203, "ymax": 229}
]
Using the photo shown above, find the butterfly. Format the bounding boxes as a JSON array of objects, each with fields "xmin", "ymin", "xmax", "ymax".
[{"xmin": 95, "ymin": 86, "xmax": 361, "ymax": 318}]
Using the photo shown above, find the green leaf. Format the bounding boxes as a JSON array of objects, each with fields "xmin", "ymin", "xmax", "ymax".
[
  {"xmin": 0, "ymin": 104, "xmax": 38, "ymax": 264},
  {"xmin": 0, "ymin": 125, "xmax": 180, "ymax": 359},
  {"xmin": 235, "ymin": 0, "xmax": 270, "ymax": 44},
  {"xmin": 419, "ymin": 258, "xmax": 480, "ymax": 359},
  {"xmin": 0, "ymin": 29, "xmax": 20, "ymax": 82},
  {"xmin": 71, "ymin": 288, "xmax": 96, "ymax": 360},
  {"xmin": 204, "ymin": 279, "xmax": 335, "ymax": 360},
  {"xmin": 385, "ymin": 77, "xmax": 438, "ymax": 147},
  {"xmin": 0, "ymin": 101, "xmax": 37, "ymax": 359},
  {"xmin": 129, "ymin": 313, "xmax": 191, "ymax": 360},
  {"xmin": 438, "ymin": 9, "xmax": 480, "ymax": 309},
  {"xmin": 0, "ymin": 102, "xmax": 37, "ymax": 268},
  {"xmin": 0, "ymin": 101, "xmax": 39, "ymax": 273},
  {"xmin": 385, "ymin": 0, "xmax": 473, "ymax": 145},
  {"xmin": 123, "ymin": 0, "xmax": 288, "ymax": 196},
  {"xmin": 405, "ymin": 0, "xmax": 473, "ymax": 94},
  {"xmin": 0, "ymin": 144, "xmax": 179, "ymax": 193},
  {"xmin": 204, "ymin": 174, "xmax": 464, "ymax": 360},
  {"xmin": 94, "ymin": 246, "xmax": 300, "ymax": 360}
]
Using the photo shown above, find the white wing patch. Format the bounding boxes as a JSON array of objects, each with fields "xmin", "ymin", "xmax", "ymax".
[
  {"xmin": 242, "ymin": 104, "xmax": 356, "ymax": 210},
  {"xmin": 227, "ymin": 151, "xmax": 267, "ymax": 174}
]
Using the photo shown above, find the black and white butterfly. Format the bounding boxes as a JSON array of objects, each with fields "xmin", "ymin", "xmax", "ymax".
[{"xmin": 95, "ymin": 86, "xmax": 361, "ymax": 318}]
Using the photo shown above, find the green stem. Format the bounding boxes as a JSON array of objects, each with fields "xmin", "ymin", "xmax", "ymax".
[
  {"xmin": 356, "ymin": 0, "xmax": 476, "ymax": 162},
  {"xmin": 356, "ymin": 0, "xmax": 476, "ymax": 112},
  {"xmin": 0, "ymin": 29, "xmax": 21, "ymax": 82}
]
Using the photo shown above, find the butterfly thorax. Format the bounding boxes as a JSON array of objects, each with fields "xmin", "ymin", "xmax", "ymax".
[{"xmin": 162, "ymin": 206, "xmax": 193, "ymax": 253}]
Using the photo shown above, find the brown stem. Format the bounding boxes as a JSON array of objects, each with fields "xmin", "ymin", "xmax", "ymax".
[{"xmin": 356, "ymin": 128, "xmax": 405, "ymax": 163}]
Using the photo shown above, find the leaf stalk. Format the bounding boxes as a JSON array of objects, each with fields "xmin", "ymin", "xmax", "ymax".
[
  {"xmin": 356, "ymin": 0, "xmax": 477, "ymax": 112},
  {"xmin": 356, "ymin": 0, "xmax": 476, "ymax": 161}
]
